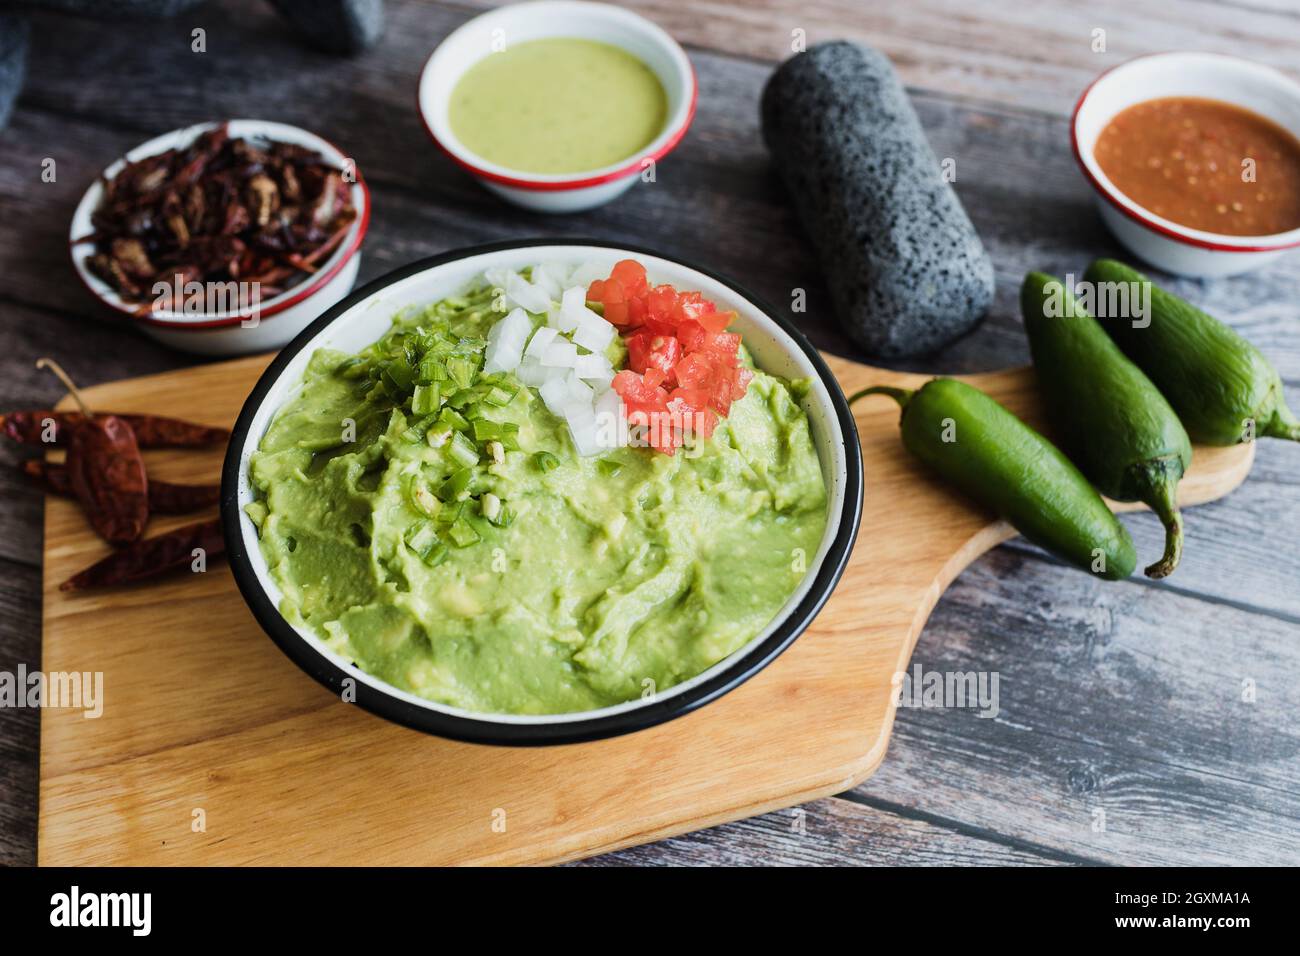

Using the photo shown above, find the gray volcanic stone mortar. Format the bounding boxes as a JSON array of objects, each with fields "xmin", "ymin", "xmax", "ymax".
[
  {"xmin": 0, "ymin": 0, "xmax": 385, "ymax": 131},
  {"xmin": 761, "ymin": 41, "xmax": 994, "ymax": 358},
  {"xmin": 0, "ymin": 12, "xmax": 29, "ymax": 130},
  {"xmin": 268, "ymin": 0, "xmax": 384, "ymax": 56}
]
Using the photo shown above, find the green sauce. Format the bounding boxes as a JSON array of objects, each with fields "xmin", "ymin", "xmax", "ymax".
[{"xmin": 449, "ymin": 38, "xmax": 669, "ymax": 174}]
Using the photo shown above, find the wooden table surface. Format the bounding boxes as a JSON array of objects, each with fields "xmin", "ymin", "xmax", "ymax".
[{"xmin": 2, "ymin": 0, "xmax": 1299, "ymax": 867}]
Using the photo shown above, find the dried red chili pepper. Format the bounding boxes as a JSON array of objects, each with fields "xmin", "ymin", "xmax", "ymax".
[
  {"xmin": 0, "ymin": 410, "xmax": 228, "ymax": 448},
  {"xmin": 77, "ymin": 122, "xmax": 358, "ymax": 311},
  {"xmin": 36, "ymin": 359, "xmax": 149, "ymax": 547},
  {"xmin": 21, "ymin": 459, "xmax": 219, "ymax": 514},
  {"xmin": 60, "ymin": 518, "xmax": 225, "ymax": 591}
]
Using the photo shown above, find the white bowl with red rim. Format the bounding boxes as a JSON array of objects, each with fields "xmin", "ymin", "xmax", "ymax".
[
  {"xmin": 417, "ymin": 1, "xmax": 696, "ymax": 214},
  {"xmin": 1072, "ymin": 52, "xmax": 1300, "ymax": 278},
  {"xmin": 70, "ymin": 119, "xmax": 370, "ymax": 356}
]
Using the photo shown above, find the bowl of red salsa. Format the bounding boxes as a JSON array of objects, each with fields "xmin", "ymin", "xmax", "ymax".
[{"xmin": 1072, "ymin": 52, "xmax": 1300, "ymax": 277}]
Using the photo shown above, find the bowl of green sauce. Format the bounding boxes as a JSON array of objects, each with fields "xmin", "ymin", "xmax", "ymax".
[{"xmin": 417, "ymin": 1, "xmax": 696, "ymax": 212}]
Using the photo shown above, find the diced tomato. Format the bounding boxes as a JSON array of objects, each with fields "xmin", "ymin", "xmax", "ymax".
[
  {"xmin": 610, "ymin": 259, "xmax": 648, "ymax": 298},
  {"xmin": 707, "ymin": 331, "xmax": 742, "ymax": 361},
  {"xmin": 597, "ymin": 264, "xmax": 755, "ymax": 455},
  {"xmin": 642, "ymin": 285, "xmax": 679, "ymax": 336},
  {"xmin": 667, "ymin": 388, "xmax": 717, "ymax": 440},
  {"xmin": 696, "ymin": 308, "xmax": 735, "ymax": 334},
  {"xmin": 625, "ymin": 331, "xmax": 682, "ymax": 382},
  {"xmin": 624, "ymin": 294, "xmax": 647, "ymax": 330},
  {"xmin": 673, "ymin": 351, "xmax": 715, "ymax": 391},
  {"xmin": 732, "ymin": 366, "xmax": 755, "ymax": 400}
]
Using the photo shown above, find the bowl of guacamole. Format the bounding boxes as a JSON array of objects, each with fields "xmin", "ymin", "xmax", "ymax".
[{"xmin": 222, "ymin": 241, "xmax": 863, "ymax": 745}]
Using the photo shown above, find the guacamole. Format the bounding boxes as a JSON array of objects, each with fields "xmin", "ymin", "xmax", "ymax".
[{"xmin": 246, "ymin": 275, "xmax": 827, "ymax": 715}]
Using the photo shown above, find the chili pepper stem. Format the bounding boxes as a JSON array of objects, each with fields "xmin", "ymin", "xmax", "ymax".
[
  {"xmin": 1134, "ymin": 460, "xmax": 1184, "ymax": 579},
  {"xmin": 1262, "ymin": 405, "xmax": 1300, "ymax": 442},
  {"xmin": 35, "ymin": 358, "xmax": 93, "ymax": 418},
  {"xmin": 847, "ymin": 385, "xmax": 915, "ymax": 409}
]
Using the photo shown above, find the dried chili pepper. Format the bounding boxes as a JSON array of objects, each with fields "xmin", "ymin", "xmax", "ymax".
[
  {"xmin": 0, "ymin": 410, "xmax": 228, "ymax": 447},
  {"xmin": 21, "ymin": 459, "xmax": 219, "ymax": 514},
  {"xmin": 36, "ymin": 359, "xmax": 149, "ymax": 547},
  {"xmin": 76, "ymin": 122, "xmax": 358, "ymax": 311},
  {"xmin": 60, "ymin": 518, "xmax": 224, "ymax": 591}
]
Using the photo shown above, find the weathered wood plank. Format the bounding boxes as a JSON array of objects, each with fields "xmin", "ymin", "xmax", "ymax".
[
  {"xmin": 0, "ymin": 300, "xmax": 196, "ymax": 568},
  {"xmin": 569, "ymin": 795, "xmax": 1072, "ymax": 866},
  {"xmin": 0, "ymin": 558, "xmax": 41, "ymax": 867},
  {"xmin": 8, "ymin": 1, "xmax": 1300, "ymax": 380},
  {"xmin": 2, "ymin": 0, "xmax": 1298, "ymax": 868},
  {"xmin": 856, "ymin": 547, "xmax": 1300, "ymax": 866},
  {"xmin": 458, "ymin": 0, "xmax": 1300, "ymax": 114}
]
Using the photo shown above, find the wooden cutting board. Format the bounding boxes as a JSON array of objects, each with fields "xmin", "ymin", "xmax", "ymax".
[{"xmin": 36, "ymin": 353, "xmax": 1253, "ymax": 865}]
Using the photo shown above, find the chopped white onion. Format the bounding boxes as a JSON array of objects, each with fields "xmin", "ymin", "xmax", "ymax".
[
  {"xmin": 567, "ymin": 261, "xmax": 608, "ymax": 289},
  {"xmin": 524, "ymin": 325, "xmax": 559, "ymax": 360},
  {"xmin": 564, "ymin": 403, "xmax": 603, "ymax": 458},
  {"xmin": 574, "ymin": 352, "xmax": 613, "ymax": 382},
  {"xmin": 539, "ymin": 377, "xmax": 573, "ymax": 417},
  {"xmin": 572, "ymin": 310, "xmax": 616, "ymax": 353},
  {"xmin": 593, "ymin": 389, "xmax": 627, "ymax": 449},
  {"xmin": 505, "ymin": 271, "xmax": 552, "ymax": 314},
  {"xmin": 481, "ymin": 264, "xmax": 628, "ymax": 457},
  {"xmin": 484, "ymin": 266, "xmax": 512, "ymax": 292},
  {"xmin": 483, "ymin": 307, "xmax": 531, "ymax": 373},
  {"xmin": 560, "ymin": 286, "xmax": 587, "ymax": 313},
  {"xmin": 541, "ymin": 339, "xmax": 578, "ymax": 368},
  {"xmin": 539, "ymin": 261, "xmax": 572, "ymax": 289},
  {"xmin": 531, "ymin": 266, "xmax": 562, "ymax": 300},
  {"xmin": 565, "ymin": 371, "xmax": 594, "ymax": 405},
  {"xmin": 515, "ymin": 357, "xmax": 549, "ymax": 387},
  {"xmin": 547, "ymin": 306, "xmax": 579, "ymax": 333}
]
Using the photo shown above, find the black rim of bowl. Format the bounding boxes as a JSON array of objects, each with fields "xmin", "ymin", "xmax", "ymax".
[{"xmin": 221, "ymin": 238, "xmax": 865, "ymax": 746}]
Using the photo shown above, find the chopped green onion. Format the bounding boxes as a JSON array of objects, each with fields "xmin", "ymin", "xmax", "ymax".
[
  {"xmin": 446, "ymin": 356, "xmax": 477, "ymax": 389},
  {"xmin": 438, "ymin": 468, "xmax": 473, "ymax": 502},
  {"xmin": 405, "ymin": 474, "xmax": 440, "ymax": 517},
  {"xmin": 533, "ymin": 451, "xmax": 560, "ymax": 473},
  {"xmin": 596, "ymin": 459, "xmax": 622, "ymax": 477},
  {"xmin": 438, "ymin": 408, "xmax": 470, "ymax": 432},
  {"xmin": 401, "ymin": 414, "xmax": 439, "ymax": 444},
  {"xmin": 411, "ymin": 383, "xmax": 440, "ymax": 416},
  {"xmin": 381, "ymin": 355, "xmax": 416, "ymax": 392},
  {"xmin": 472, "ymin": 419, "xmax": 502, "ymax": 442},
  {"xmin": 498, "ymin": 423, "xmax": 521, "ymax": 452},
  {"xmin": 448, "ymin": 518, "xmax": 481, "ymax": 548},
  {"xmin": 449, "ymin": 431, "xmax": 479, "ymax": 468},
  {"xmin": 437, "ymin": 499, "xmax": 467, "ymax": 525},
  {"xmin": 418, "ymin": 355, "xmax": 447, "ymax": 384},
  {"xmin": 403, "ymin": 520, "xmax": 440, "ymax": 560},
  {"xmin": 484, "ymin": 385, "xmax": 516, "ymax": 407}
]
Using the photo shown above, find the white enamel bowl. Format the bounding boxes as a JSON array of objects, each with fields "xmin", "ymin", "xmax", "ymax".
[
  {"xmin": 1073, "ymin": 52, "xmax": 1300, "ymax": 277},
  {"xmin": 222, "ymin": 241, "xmax": 863, "ymax": 746},
  {"xmin": 417, "ymin": 2, "xmax": 696, "ymax": 213},
  {"xmin": 70, "ymin": 119, "xmax": 370, "ymax": 355}
]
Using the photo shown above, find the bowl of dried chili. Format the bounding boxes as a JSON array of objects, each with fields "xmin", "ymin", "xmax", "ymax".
[{"xmin": 69, "ymin": 119, "xmax": 371, "ymax": 356}]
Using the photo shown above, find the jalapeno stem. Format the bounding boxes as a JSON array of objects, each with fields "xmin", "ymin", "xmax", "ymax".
[
  {"xmin": 35, "ymin": 357, "xmax": 93, "ymax": 418},
  {"xmin": 1262, "ymin": 405, "xmax": 1300, "ymax": 442},
  {"xmin": 1134, "ymin": 459, "xmax": 1184, "ymax": 579},
  {"xmin": 847, "ymin": 385, "xmax": 915, "ymax": 409}
]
